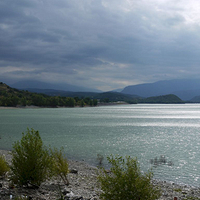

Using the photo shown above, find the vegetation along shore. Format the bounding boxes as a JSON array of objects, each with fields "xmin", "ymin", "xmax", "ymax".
[
  {"xmin": 1, "ymin": 148, "xmax": 200, "ymax": 200},
  {"xmin": 1, "ymin": 130, "xmax": 200, "ymax": 200}
]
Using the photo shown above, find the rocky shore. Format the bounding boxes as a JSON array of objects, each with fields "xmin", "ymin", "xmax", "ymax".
[{"xmin": 1, "ymin": 149, "xmax": 200, "ymax": 200}]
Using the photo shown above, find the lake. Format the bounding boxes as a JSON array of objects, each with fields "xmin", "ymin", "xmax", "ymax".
[{"xmin": 1, "ymin": 104, "xmax": 200, "ymax": 186}]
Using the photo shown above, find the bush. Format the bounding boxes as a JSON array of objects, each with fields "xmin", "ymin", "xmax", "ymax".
[
  {"xmin": 97, "ymin": 155, "xmax": 161, "ymax": 200},
  {"xmin": 51, "ymin": 147, "xmax": 69, "ymax": 185},
  {"xmin": 14, "ymin": 196, "xmax": 28, "ymax": 200},
  {"xmin": 10, "ymin": 128, "xmax": 53, "ymax": 187},
  {"xmin": 0, "ymin": 155, "xmax": 9, "ymax": 176},
  {"xmin": 97, "ymin": 154, "xmax": 104, "ymax": 165}
]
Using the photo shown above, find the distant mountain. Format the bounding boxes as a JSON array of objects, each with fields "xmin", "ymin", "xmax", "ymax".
[
  {"xmin": 24, "ymin": 88, "xmax": 98, "ymax": 98},
  {"xmin": 94, "ymin": 92, "xmax": 139, "ymax": 102},
  {"xmin": 190, "ymin": 96, "xmax": 200, "ymax": 103},
  {"xmin": 10, "ymin": 80, "xmax": 101, "ymax": 93},
  {"xmin": 22, "ymin": 88, "xmax": 138, "ymax": 102},
  {"xmin": 121, "ymin": 79, "xmax": 200, "ymax": 101},
  {"xmin": 111, "ymin": 88, "xmax": 123, "ymax": 92},
  {"xmin": 0, "ymin": 82, "xmax": 187, "ymax": 105}
]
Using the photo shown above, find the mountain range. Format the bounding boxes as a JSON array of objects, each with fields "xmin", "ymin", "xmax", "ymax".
[
  {"xmin": 0, "ymin": 82, "xmax": 183, "ymax": 105},
  {"xmin": 8, "ymin": 79, "xmax": 200, "ymax": 101},
  {"xmin": 10, "ymin": 80, "xmax": 101, "ymax": 93},
  {"xmin": 121, "ymin": 79, "xmax": 200, "ymax": 101}
]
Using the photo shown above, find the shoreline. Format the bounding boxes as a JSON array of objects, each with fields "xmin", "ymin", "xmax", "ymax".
[
  {"xmin": 1, "ymin": 150, "xmax": 200, "ymax": 199},
  {"xmin": 0, "ymin": 149, "xmax": 101, "ymax": 200},
  {"xmin": 0, "ymin": 105, "xmax": 41, "ymax": 109},
  {"xmin": 0, "ymin": 103, "xmax": 126, "ymax": 110}
]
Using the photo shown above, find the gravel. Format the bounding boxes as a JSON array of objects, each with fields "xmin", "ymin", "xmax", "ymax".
[{"xmin": 1, "ymin": 149, "xmax": 200, "ymax": 200}]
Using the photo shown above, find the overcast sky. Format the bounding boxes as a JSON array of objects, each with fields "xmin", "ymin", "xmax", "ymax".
[{"xmin": 1, "ymin": 0, "xmax": 200, "ymax": 91}]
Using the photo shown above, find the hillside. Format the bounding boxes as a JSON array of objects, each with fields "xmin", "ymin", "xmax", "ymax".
[
  {"xmin": 0, "ymin": 82, "xmax": 97, "ymax": 107},
  {"xmin": 94, "ymin": 92, "xmax": 139, "ymax": 103},
  {"xmin": 190, "ymin": 96, "xmax": 200, "ymax": 103},
  {"xmin": 10, "ymin": 80, "xmax": 101, "ymax": 93},
  {"xmin": 0, "ymin": 82, "xmax": 139, "ymax": 106},
  {"xmin": 19, "ymin": 88, "xmax": 139, "ymax": 103},
  {"xmin": 0, "ymin": 82, "xmax": 15, "ymax": 93},
  {"xmin": 121, "ymin": 79, "xmax": 200, "ymax": 101},
  {"xmin": 0, "ymin": 82, "xmax": 186, "ymax": 106},
  {"xmin": 138, "ymin": 94, "xmax": 184, "ymax": 104},
  {"xmin": 19, "ymin": 88, "xmax": 183, "ymax": 104},
  {"xmin": 23, "ymin": 88, "xmax": 98, "ymax": 98}
]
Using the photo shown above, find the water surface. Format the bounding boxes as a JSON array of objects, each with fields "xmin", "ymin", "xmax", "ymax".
[{"xmin": 1, "ymin": 104, "xmax": 200, "ymax": 186}]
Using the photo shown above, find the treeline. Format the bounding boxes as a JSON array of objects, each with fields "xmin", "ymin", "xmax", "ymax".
[
  {"xmin": 138, "ymin": 94, "xmax": 183, "ymax": 104},
  {"xmin": 0, "ymin": 82, "xmax": 98, "ymax": 107},
  {"xmin": 125, "ymin": 94, "xmax": 184, "ymax": 104}
]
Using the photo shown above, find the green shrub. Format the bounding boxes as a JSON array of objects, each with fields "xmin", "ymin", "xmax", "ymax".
[
  {"xmin": 10, "ymin": 128, "xmax": 53, "ymax": 187},
  {"xmin": 14, "ymin": 196, "xmax": 28, "ymax": 200},
  {"xmin": 51, "ymin": 147, "xmax": 69, "ymax": 185},
  {"xmin": 0, "ymin": 154, "xmax": 9, "ymax": 176},
  {"xmin": 183, "ymin": 197, "xmax": 200, "ymax": 200},
  {"xmin": 97, "ymin": 154, "xmax": 104, "ymax": 165},
  {"xmin": 97, "ymin": 155, "xmax": 161, "ymax": 200},
  {"xmin": 173, "ymin": 188, "xmax": 182, "ymax": 192}
]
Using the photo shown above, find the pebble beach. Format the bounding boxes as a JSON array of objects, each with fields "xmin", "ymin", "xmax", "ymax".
[{"xmin": 1, "ymin": 149, "xmax": 200, "ymax": 200}]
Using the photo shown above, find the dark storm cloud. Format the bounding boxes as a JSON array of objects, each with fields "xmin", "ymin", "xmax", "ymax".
[{"xmin": 1, "ymin": 0, "xmax": 200, "ymax": 90}]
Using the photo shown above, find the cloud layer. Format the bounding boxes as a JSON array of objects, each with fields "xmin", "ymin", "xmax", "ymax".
[{"xmin": 1, "ymin": 0, "xmax": 200, "ymax": 91}]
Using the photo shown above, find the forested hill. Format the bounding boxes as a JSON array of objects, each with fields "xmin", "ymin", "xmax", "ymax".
[
  {"xmin": 19, "ymin": 88, "xmax": 184, "ymax": 104},
  {"xmin": 23, "ymin": 88, "xmax": 138, "ymax": 102},
  {"xmin": 0, "ymin": 82, "xmax": 97, "ymax": 107},
  {"xmin": 139, "ymin": 94, "xmax": 184, "ymax": 104},
  {"xmin": 0, "ymin": 82, "xmax": 184, "ymax": 107}
]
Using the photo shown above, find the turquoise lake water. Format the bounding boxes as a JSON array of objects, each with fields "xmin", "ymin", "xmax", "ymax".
[{"xmin": 1, "ymin": 104, "xmax": 200, "ymax": 186}]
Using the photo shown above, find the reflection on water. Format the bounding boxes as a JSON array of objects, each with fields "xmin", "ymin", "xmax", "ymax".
[{"xmin": 1, "ymin": 104, "xmax": 200, "ymax": 186}]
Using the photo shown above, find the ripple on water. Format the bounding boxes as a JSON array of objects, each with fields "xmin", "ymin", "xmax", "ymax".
[{"xmin": 1, "ymin": 104, "xmax": 200, "ymax": 186}]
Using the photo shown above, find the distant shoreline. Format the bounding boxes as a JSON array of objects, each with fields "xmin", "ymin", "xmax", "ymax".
[
  {"xmin": 0, "ymin": 102, "xmax": 129, "ymax": 109},
  {"xmin": 0, "ymin": 105, "xmax": 41, "ymax": 109}
]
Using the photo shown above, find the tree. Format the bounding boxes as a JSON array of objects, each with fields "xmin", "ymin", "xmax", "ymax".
[
  {"xmin": 51, "ymin": 148, "xmax": 69, "ymax": 185},
  {"xmin": 100, "ymin": 98, "xmax": 109, "ymax": 103},
  {"xmin": 74, "ymin": 96, "xmax": 80, "ymax": 103},
  {"xmin": 58, "ymin": 97, "xmax": 65, "ymax": 107},
  {"xmin": 84, "ymin": 97, "xmax": 91, "ymax": 105},
  {"xmin": 48, "ymin": 97, "xmax": 58, "ymax": 107},
  {"xmin": 0, "ymin": 155, "xmax": 9, "ymax": 176},
  {"xmin": 31, "ymin": 94, "xmax": 46, "ymax": 106},
  {"xmin": 80, "ymin": 99, "xmax": 85, "ymax": 107},
  {"xmin": 11, "ymin": 96, "xmax": 19, "ymax": 107},
  {"xmin": 21, "ymin": 97, "xmax": 27, "ymax": 106},
  {"xmin": 89, "ymin": 99, "xmax": 93, "ymax": 106},
  {"xmin": 10, "ymin": 128, "xmax": 53, "ymax": 187},
  {"xmin": 93, "ymin": 99, "xmax": 98, "ymax": 106},
  {"xmin": 98, "ymin": 155, "xmax": 161, "ymax": 200},
  {"xmin": 65, "ymin": 97, "xmax": 75, "ymax": 107}
]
